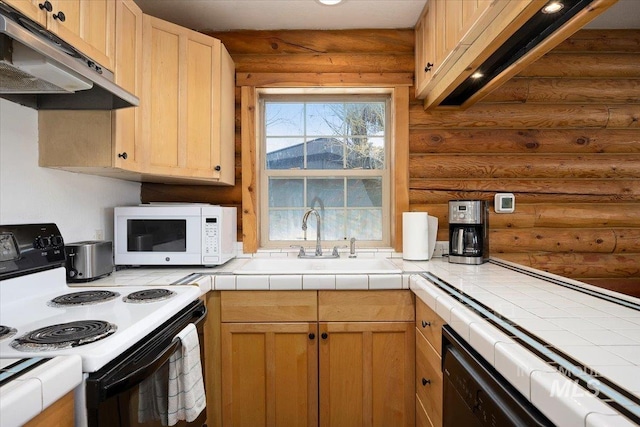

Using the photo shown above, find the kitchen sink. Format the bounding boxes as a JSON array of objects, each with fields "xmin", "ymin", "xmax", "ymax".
[{"xmin": 233, "ymin": 257, "xmax": 402, "ymax": 275}]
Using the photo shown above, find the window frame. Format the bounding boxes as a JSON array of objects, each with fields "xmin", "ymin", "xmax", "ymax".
[{"xmin": 259, "ymin": 93, "xmax": 391, "ymax": 249}]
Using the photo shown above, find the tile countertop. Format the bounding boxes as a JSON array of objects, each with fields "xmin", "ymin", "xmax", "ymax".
[
  {"xmin": 0, "ymin": 355, "xmax": 83, "ymax": 427},
  {"xmin": 407, "ymin": 258, "xmax": 640, "ymax": 427}
]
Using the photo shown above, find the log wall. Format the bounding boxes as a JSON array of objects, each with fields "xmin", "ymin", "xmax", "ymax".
[{"xmin": 141, "ymin": 29, "xmax": 640, "ymax": 297}]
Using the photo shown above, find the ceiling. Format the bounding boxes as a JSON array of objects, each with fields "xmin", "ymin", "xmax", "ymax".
[{"xmin": 134, "ymin": 0, "xmax": 640, "ymax": 32}]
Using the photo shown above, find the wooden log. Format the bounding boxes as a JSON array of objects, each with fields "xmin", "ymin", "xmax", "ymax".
[
  {"xmin": 410, "ymin": 104, "xmax": 611, "ymax": 129},
  {"xmin": 409, "ymin": 154, "xmax": 640, "ymax": 179},
  {"xmin": 231, "ymin": 53, "xmax": 415, "ymax": 73},
  {"xmin": 236, "ymin": 72, "xmax": 414, "ymax": 87},
  {"xmin": 579, "ymin": 278, "xmax": 640, "ymax": 298},
  {"xmin": 410, "ymin": 189, "xmax": 640, "ymax": 204},
  {"xmin": 607, "ymin": 105, "xmax": 640, "ymax": 128},
  {"xmin": 533, "ymin": 204, "xmax": 640, "ymax": 228},
  {"xmin": 408, "ymin": 179, "xmax": 640, "ymax": 197},
  {"xmin": 553, "ymin": 30, "xmax": 640, "ymax": 53},
  {"xmin": 490, "ymin": 229, "xmax": 616, "ymax": 253},
  {"xmin": 483, "ymin": 78, "xmax": 640, "ymax": 104},
  {"xmin": 517, "ymin": 53, "xmax": 640, "ymax": 78},
  {"xmin": 409, "ymin": 129, "xmax": 640, "ymax": 154},
  {"xmin": 409, "ymin": 204, "xmax": 538, "ymax": 229},
  {"xmin": 205, "ymin": 29, "xmax": 415, "ymax": 55},
  {"xmin": 614, "ymin": 229, "xmax": 640, "ymax": 254},
  {"xmin": 527, "ymin": 252, "xmax": 640, "ymax": 278},
  {"xmin": 142, "ymin": 182, "xmax": 243, "ymax": 205}
]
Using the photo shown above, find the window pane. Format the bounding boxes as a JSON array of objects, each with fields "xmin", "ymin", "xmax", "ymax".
[
  {"xmin": 305, "ymin": 138, "xmax": 343, "ymax": 170},
  {"xmin": 344, "ymin": 102, "xmax": 385, "ymax": 136},
  {"xmin": 346, "ymin": 137, "xmax": 384, "ymax": 169},
  {"xmin": 347, "ymin": 178, "xmax": 382, "ymax": 207},
  {"xmin": 269, "ymin": 178, "xmax": 304, "ymax": 207},
  {"xmin": 320, "ymin": 209, "xmax": 345, "ymax": 241},
  {"xmin": 307, "ymin": 178, "xmax": 344, "ymax": 208},
  {"xmin": 269, "ymin": 209, "xmax": 305, "ymax": 240},
  {"xmin": 347, "ymin": 209, "xmax": 383, "ymax": 240},
  {"xmin": 266, "ymin": 138, "xmax": 304, "ymax": 170},
  {"xmin": 266, "ymin": 103, "xmax": 304, "ymax": 136},
  {"xmin": 306, "ymin": 103, "xmax": 343, "ymax": 136}
]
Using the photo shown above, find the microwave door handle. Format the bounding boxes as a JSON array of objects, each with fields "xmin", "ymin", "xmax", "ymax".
[{"xmin": 101, "ymin": 338, "xmax": 181, "ymax": 399}]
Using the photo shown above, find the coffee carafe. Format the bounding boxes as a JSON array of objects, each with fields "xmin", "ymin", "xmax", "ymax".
[{"xmin": 448, "ymin": 200, "xmax": 489, "ymax": 264}]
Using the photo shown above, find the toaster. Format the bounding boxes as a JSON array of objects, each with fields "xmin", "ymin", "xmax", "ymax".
[{"xmin": 65, "ymin": 241, "xmax": 113, "ymax": 282}]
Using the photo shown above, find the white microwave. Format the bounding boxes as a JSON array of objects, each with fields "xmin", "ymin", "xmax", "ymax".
[{"xmin": 114, "ymin": 204, "xmax": 237, "ymax": 266}]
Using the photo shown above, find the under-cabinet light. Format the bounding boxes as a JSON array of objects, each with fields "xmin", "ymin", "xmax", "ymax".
[
  {"xmin": 542, "ymin": 1, "xmax": 565, "ymax": 14},
  {"xmin": 471, "ymin": 71, "xmax": 484, "ymax": 79},
  {"xmin": 317, "ymin": 0, "xmax": 343, "ymax": 5}
]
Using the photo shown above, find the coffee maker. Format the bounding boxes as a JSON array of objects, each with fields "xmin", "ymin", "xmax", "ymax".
[{"xmin": 448, "ymin": 200, "xmax": 489, "ymax": 265}]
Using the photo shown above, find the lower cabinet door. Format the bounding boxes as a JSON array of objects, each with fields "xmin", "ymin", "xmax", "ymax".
[
  {"xmin": 221, "ymin": 322, "xmax": 318, "ymax": 427},
  {"xmin": 318, "ymin": 321, "xmax": 415, "ymax": 427}
]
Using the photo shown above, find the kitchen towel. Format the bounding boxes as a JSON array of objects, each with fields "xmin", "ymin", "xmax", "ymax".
[
  {"xmin": 137, "ymin": 366, "xmax": 169, "ymax": 425},
  {"xmin": 167, "ymin": 323, "xmax": 206, "ymax": 426},
  {"xmin": 402, "ymin": 212, "xmax": 438, "ymax": 261}
]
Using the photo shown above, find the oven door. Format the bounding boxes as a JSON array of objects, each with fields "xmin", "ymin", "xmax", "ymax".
[{"xmin": 85, "ymin": 300, "xmax": 207, "ymax": 427}]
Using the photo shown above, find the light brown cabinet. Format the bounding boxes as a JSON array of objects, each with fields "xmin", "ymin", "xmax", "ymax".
[
  {"xmin": 39, "ymin": 6, "xmax": 236, "ymax": 185},
  {"xmin": 141, "ymin": 15, "xmax": 235, "ymax": 184},
  {"xmin": 219, "ymin": 290, "xmax": 415, "ymax": 427},
  {"xmin": 38, "ymin": 0, "xmax": 143, "ymax": 180},
  {"xmin": 24, "ymin": 391, "xmax": 74, "ymax": 427},
  {"xmin": 415, "ymin": 297, "xmax": 445, "ymax": 427},
  {"xmin": 4, "ymin": 0, "xmax": 115, "ymax": 71},
  {"xmin": 414, "ymin": 0, "xmax": 492, "ymax": 104}
]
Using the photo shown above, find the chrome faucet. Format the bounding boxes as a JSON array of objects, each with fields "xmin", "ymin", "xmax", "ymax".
[{"xmin": 302, "ymin": 208, "xmax": 323, "ymax": 256}]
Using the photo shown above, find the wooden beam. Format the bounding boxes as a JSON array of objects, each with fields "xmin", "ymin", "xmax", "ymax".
[
  {"xmin": 231, "ymin": 53, "xmax": 414, "ymax": 73},
  {"xmin": 518, "ymin": 52, "xmax": 640, "ymax": 78},
  {"xmin": 236, "ymin": 73, "xmax": 413, "ymax": 87}
]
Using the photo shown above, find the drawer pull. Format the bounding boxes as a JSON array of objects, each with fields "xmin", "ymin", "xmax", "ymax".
[
  {"xmin": 308, "ymin": 333, "xmax": 315, "ymax": 340},
  {"xmin": 321, "ymin": 332, "xmax": 328, "ymax": 340},
  {"xmin": 421, "ymin": 320, "xmax": 431, "ymax": 328},
  {"xmin": 422, "ymin": 378, "xmax": 431, "ymax": 386}
]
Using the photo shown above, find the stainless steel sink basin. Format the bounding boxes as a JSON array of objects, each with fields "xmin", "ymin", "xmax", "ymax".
[{"xmin": 233, "ymin": 257, "xmax": 402, "ymax": 275}]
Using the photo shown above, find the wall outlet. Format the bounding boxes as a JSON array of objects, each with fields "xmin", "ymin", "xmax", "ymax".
[
  {"xmin": 95, "ymin": 229, "xmax": 104, "ymax": 240},
  {"xmin": 433, "ymin": 241, "xmax": 449, "ymax": 258}
]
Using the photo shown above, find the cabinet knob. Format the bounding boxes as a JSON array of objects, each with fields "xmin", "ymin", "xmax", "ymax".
[
  {"xmin": 421, "ymin": 320, "xmax": 431, "ymax": 328},
  {"xmin": 53, "ymin": 11, "xmax": 66, "ymax": 22},
  {"xmin": 308, "ymin": 333, "xmax": 315, "ymax": 340},
  {"xmin": 422, "ymin": 378, "xmax": 431, "ymax": 386},
  {"xmin": 118, "ymin": 152, "xmax": 128, "ymax": 160},
  {"xmin": 425, "ymin": 62, "xmax": 434, "ymax": 72},
  {"xmin": 214, "ymin": 165, "xmax": 221, "ymax": 171},
  {"xmin": 321, "ymin": 332, "xmax": 328, "ymax": 340},
  {"xmin": 38, "ymin": 1, "xmax": 52, "ymax": 12}
]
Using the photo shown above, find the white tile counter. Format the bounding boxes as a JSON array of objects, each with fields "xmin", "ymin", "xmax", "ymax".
[
  {"xmin": 408, "ymin": 258, "xmax": 640, "ymax": 427},
  {"xmin": 0, "ymin": 355, "xmax": 82, "ymax": 427}
]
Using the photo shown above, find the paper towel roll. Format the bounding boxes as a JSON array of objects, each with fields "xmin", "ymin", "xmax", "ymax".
[
  {"xmin": 402, "ymin": 212, "xmax": 438, "ymax": 261},
  {"xmin": 403, "ymin": 212, "xmax": 427, "ymax": 260}
]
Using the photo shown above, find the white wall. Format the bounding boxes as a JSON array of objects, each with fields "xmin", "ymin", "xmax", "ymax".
[{"xmin": 0, "ymin": 99, "xmax": 141, "ymax": 242}]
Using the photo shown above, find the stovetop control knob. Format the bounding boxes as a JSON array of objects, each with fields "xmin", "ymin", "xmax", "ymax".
[
  {"xmin": 34, "ymin": 236, "xmax": 50, "ymax": 249},
  {"xmin": 51, "ymin": 235, "xmax": 63, "ymax": 247}
]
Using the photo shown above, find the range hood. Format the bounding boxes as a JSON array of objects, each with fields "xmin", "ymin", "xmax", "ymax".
[{"xmin": 0, "ymin": 4, "xmax": 138, "ymax": 110}]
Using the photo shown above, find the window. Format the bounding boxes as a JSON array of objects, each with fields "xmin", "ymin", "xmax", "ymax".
[{"xmin": 259, "ymin": 93, "xmax": 390, "ymax": 248}]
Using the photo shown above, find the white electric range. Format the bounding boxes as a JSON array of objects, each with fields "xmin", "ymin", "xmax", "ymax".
[{"xmin": 0, "ymin": 223, "xmax": 207, "ymax": 427}]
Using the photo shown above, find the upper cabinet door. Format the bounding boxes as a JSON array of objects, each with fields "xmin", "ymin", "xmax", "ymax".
[
  {"xmin": 3, "ymin": 0, "xmax": 116, "ymax": 71},
  {"xmin": 141, "ymin": 15, "xmax": 235, "ymax": 184},
  {"xmin": 113, "ymin": 0, "xmax": 142, "ymax": 171}
]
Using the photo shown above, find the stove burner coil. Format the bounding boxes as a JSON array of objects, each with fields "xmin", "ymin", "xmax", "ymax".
[
  {"xmin": 48, "ymin": 290, "xmax": 120, "ymax": 307},
  {"xmin": 10, "ymin": 320, "xmax": 117, "ymax": 351},
  {"xmin": 123, "ymin": 289, "xmax": 176, "ymax": 303},
  {"xmin": 0, "ymin": 325, "xmax": 17, "ymax": 341}
]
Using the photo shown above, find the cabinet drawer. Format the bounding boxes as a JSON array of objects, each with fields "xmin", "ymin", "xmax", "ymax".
[
  {"xmin": 221, "ymin": 291, "xmax": 317, "ymax": 322},
  {"xmin": 416, "ymin": 297, "xmax": 445, "ymax": 355},
  {"xmin": 416, "ymin": 329, "xmax": 443, "ymax": 427},
  {"xmin": 318, "ymin": 290, "xmax": 415, "ymax": 322}
]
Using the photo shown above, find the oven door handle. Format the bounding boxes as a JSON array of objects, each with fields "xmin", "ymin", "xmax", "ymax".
[{"xmin": 100, "ymin": 303, "xmax": 206, "ymax": 399}]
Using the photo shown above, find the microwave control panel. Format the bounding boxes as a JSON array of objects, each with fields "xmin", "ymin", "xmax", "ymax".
[{"xmin": 204, "ymin": 217, "xmax": 219, "ymax": 257}]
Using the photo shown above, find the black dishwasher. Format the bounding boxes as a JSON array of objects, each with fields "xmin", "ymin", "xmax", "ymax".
[{"xmin": 442, "ymin": 325, "xmax": 555, "ymax": 427}]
